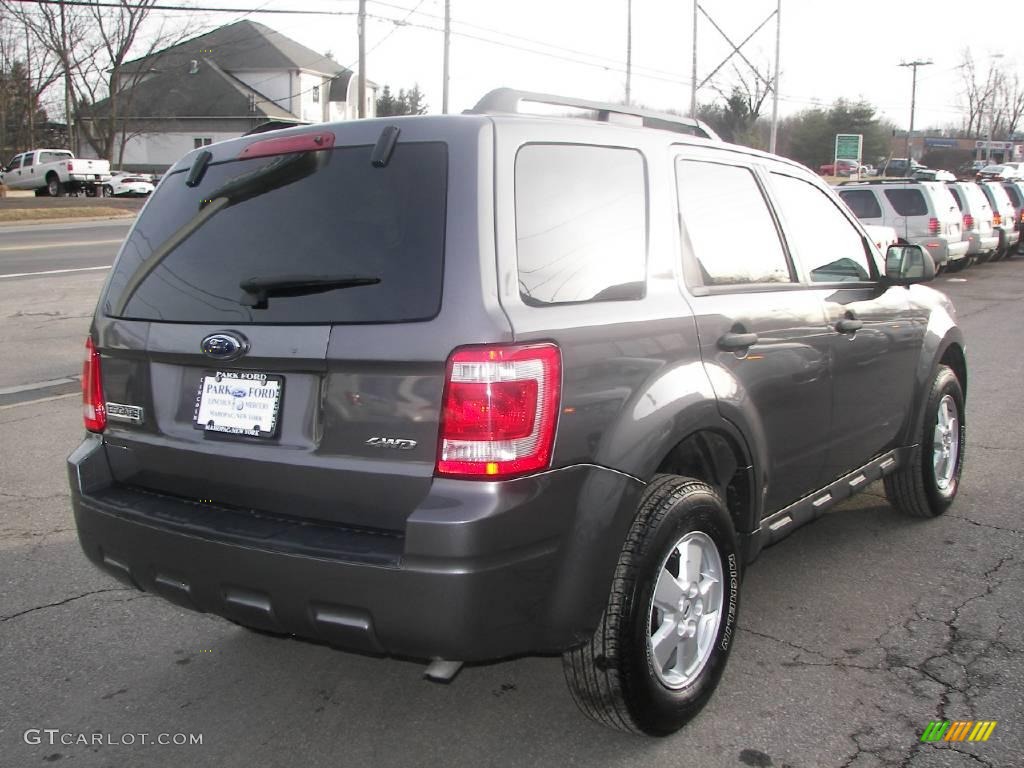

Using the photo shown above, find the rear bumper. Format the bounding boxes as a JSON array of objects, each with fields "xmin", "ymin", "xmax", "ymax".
[
  {"xmin": 69, "ymin": 435, "xmax": 644, "ymax": 662},
  {"xmin": 966, "ymin": 231, "xmax": 999, "ymax": 255},
  {"xmin": 914, "ymin": 236, "xmax": 968, "ymax": 265}
]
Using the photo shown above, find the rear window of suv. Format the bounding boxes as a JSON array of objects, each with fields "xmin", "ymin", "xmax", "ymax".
[
  {"xmin": 103, "ymin": 142, "xmax": 448, "ymax": 324},
  {"xmin": 884, "ymin": 188, "xmax": 928, "ymax": 217}
]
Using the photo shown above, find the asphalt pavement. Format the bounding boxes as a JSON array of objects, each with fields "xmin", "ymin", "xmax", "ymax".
[{"xmin": 0, "ymin": 256, "xmax": 1021, "ymax": 768}]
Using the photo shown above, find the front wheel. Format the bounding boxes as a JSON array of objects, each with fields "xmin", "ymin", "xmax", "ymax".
[
  {"xmin": 884, "ymin": 365, "xmax": 965, "ymax": 517},
  {"xmin": 562, "ymin": 475, "xmax": 740, "ymax": 735}
]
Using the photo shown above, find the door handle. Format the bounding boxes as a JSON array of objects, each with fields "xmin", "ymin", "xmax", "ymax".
[
  {"xmin": 718, "ymin": 332, "xmax": 758, "ymax": 351},
  {"xmin": 835, "ymin": 318, "xmax": 863, "ymax": 334}
]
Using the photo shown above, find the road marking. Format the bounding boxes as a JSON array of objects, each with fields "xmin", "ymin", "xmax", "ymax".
[
  {"xmin": 0, "ymin": 391, "xmax": 79, "ymax": 410},
  {"xmin": 0, "ymin": 238, "xmax": 123, "ymax": 252},
  {"xmin": 0, "ymin": 376, "xmax": 78, "ymax": 396},
  {"xmin": 0, "ymin": 265, "xmax": 109, "ymax": 279}
]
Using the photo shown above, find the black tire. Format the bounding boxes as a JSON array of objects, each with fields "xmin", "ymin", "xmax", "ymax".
[
  {"xmin": 46, "ymin": 174, "xmax": 64, "ymax": 197},
  {"xmin": 945, "ymin": 258, "xmax": 966, "ymax": 273},
  {"xmin": 884, "ymin": 365, "xmax": 965, "ymax": 518},
  {"xmin": 34, "ymin": 188, "xmax": 46, "ymax": 197},
  {"xmin": 562, "ymin": 475, "xmax": 741, "ymax": 735},
  {"xmin": 102, "ymin": 184, "xmax": 114, "ymax": 197}
]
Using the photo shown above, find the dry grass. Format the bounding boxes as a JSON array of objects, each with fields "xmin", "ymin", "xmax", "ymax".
[{"xmin": 0, "ymin": 207, "xmax": 134, "ymax": 223}]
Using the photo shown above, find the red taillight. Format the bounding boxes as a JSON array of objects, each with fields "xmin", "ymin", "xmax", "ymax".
[
  {"xmin": 436, "ymin": 343, "xmax": 561, "ymax": 478},
  {"xmin": 963, "ymin": 213, "xmax": 974, "ymax": 229},
  {"xmin": 82, "ymin": 337, "xmax": 106, "ymax": 433},
  {"xmin": 928, "ymin": 217, "xmax": 940, "ymax": 235},
  {"xmin": 993, "ymin": 212, "xmax": 1002, "ymax": 226},
  {"xmin": 66, "ymin": 161, "xmax": 73, "ymax": 171}
]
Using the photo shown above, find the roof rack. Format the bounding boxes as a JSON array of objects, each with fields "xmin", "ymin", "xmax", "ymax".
[
  {"xmin": 468, "ymin": 88, "xmax": 721, "ymax": 141},
  {"xmin": 838, "ymin": 178, "xmax": 921, "ymax": 186}
]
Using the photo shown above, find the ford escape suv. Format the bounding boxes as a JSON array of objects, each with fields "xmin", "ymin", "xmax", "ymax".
[{"xmin": 69, "ymin": 88, "xmax": 968, "ymax": 736}]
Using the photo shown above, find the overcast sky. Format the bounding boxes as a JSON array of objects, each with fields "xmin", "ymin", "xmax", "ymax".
[{"xmin": 182, "ymin": 0, "xmax": 1018, "ymax": 130}]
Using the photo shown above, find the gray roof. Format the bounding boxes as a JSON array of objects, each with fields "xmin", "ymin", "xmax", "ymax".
[
  {"xmin": 87, "ymin": 58, "xmax": 298, "ymax": 121},
  {"xmin": 122, "ymin": 20, "xmax": 349, "ymax": 78}
]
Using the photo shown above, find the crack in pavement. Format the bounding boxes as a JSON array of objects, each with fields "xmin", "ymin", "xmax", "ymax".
[
  {"xmin": 0, "ymin": 588, "xmax": 132, "ymax": 623},
  {"xmin": 739, "ymin": 551, "xmax": 1014, "ymax": 768}
]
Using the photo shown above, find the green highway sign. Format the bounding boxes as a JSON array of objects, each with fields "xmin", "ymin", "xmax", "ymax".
[{"xmin": 835, "ymin": 134, "xmax": 862, "ymax": 161}]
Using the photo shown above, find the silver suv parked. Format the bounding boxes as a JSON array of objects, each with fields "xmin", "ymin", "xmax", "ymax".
[
  {"xmin": 945, "ymin": 181, "xmax": 999, "ymax": 264},
  {"xmin": 835, "ymin": 179, "xmax": 968, "ymax": 270},
  {"xmin": 68, "ymin": 89, "xmax": 968, "ymax": 736},
  {"xmin": 977, "ymin": 180, "xmax": 1021, "ymax": 260}
]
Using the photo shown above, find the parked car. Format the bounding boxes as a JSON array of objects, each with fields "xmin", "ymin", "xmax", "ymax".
[
  {"xmin": 912, "ymin": 168, "xmax": 956, "ymax": 182},
  {"xmin": 102, "ymin": 175, "xmax": 155, "ymax": 197},
  {"xmin": 1000, "ymin": 180, "xmax": 1024, "ymax": 254},
  {"xmin": 945, "ymin": 181, "xmax": 999, "ymax": 264},
  {"xmin": 977, "ymin": 180, "xmax": 1021, "ymax": 259},
  {"xmin": 835, "ymin": 179, "xmax": 968, "ymax": 269},
  {"xmin": 975, "ymin": 163, "xmax": 1020, "ymax": 181},
  {"xmin": 877, "ymin": 158, "xmax": 924, "ymax": 177},
  {"xmin": 0, "ymin": 149, "xmax": 112, "ymax": 196},
  {"xmin": 819, "ymin": 159, "xmax": 859, "ymax": 177},
  {"xmin": 68, "ymin": 88, "xmax": 968, "ymax": 736}
]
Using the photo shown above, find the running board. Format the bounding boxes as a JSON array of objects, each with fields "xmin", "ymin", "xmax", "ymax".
[{"xmin": 751, "ymin": 448, "xmax": 911, "ymax": 556}]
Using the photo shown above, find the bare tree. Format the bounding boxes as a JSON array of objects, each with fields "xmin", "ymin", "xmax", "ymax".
[
  {"xmin": 2, "ymin": 0, "xmax": 194, "ymax": 162},
  {"xmin": 958, "ymin": 49, "xmax": 1004, "ymax": 139},
  {"xmin": 995, "ymin": 72, "xmax": 1024, "ymax": 141}
]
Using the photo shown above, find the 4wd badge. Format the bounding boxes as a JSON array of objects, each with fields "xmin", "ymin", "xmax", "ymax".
[{"xmin": 365, "ymin": 437, "xmax": 417, "ymax": 450}]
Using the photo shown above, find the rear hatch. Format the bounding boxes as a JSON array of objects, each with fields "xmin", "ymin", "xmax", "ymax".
[
  {"xmin": 93, "ymin": 119, "xmax": 500, "ymax": 532},
  {"xmin": 924, "ymin": 182, "xmax": 961, "ymax": 240}
]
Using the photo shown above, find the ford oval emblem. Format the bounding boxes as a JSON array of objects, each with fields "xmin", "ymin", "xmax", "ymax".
[{"xmin": 201, "ymin": 332, "xmax": 248, "ymax": 361}]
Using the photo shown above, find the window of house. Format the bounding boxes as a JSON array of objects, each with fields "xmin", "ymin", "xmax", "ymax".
[
  {"xmin": 193, "ymin": 138, "xmax": 213, "ymax": 149},
  {"xmin": 884, "ymin": 188, "xmax": 928, "ymax": 217},
  {"xmin": 676, "ymin": 159, "xmax": 792, "ymax": 286},
  {"xmin": 771, "ymin": 173, "xmax": 873, "ymax": 283},
  {"xmin": 837, "ymin": 189, "xmax": 882, "ymax": 219},
  {"xmin": 515, "ymin": 144, "xmax": 647, "ymax": 305},
  {"xmin": 312, "ymin": 85, "xmax": 320, "ymax": 103}
]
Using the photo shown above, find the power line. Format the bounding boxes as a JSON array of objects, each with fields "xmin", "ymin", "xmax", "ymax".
[{"xmin": 7, "ymin": 0, "xmax": 356, "ymax": 15}]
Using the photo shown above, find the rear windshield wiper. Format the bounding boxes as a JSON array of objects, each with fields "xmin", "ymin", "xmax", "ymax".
[
  {"xmin": 239, "ymin": 274, "xmax": 381, "ymax": 308},
  {"xmin": 112, "ymin": 151, "xmax": 323, "ymax": 316}
]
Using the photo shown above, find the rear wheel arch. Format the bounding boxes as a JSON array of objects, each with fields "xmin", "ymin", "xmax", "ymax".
[{"xmin": 654, "ymin": 427, "xmax": 756, "ymax": 539}]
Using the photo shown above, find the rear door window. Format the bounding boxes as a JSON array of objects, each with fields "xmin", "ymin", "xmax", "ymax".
[
  {"xmin": 1003, "ymin": 184, "xmax": 1022, "ymax": 208},
  {"xmin": 771, "ymin": 173, "xmax": 873, "ymax": 283},
  {"xmin": 22, "ymin": 153, "xmax": 34, "ymax": 167},
  {"xmin": 515, "ymin": 144, "xmax": 646, "ymax": 305},
  {"xmin": 947, "ymin": 187, "xmax": 964, "ymax": 210},
  {"xmin": 676, "ymin": 159, "xmax": 792, "ymax": 286},
  {"xmin": 103, "ymin": 142, "xmax": 448, "ymax": 324},
  {"xmin": 884, "ymin": 188, "xmax": 928, "ymax": 216},
  {"xmin": 838, "ymin": 189, "xmax": 882, "ymax": 219}
]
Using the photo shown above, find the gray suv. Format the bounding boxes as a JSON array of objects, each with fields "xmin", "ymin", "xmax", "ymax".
[{"xmin": 69, "ymin": 89, "xmax": 968, "ymax": 736}]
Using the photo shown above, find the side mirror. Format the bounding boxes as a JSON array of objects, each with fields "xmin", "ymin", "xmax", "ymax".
[{"xmin": 884, "ymin": 244, "xmax": 935, "ymax": 285}]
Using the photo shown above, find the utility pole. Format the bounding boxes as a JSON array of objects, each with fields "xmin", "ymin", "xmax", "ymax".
[
  {"xmin": 769, "ymin": 0, "xmax": 781, "ymax": 154},
  {"xmin": 898, "ymin": 59, "xmax": 932, "ymax": 166},
  {"xmin": 442, "ymin": 0, "xmax": 450, "ymax": 114},
  {"xmin": 357, "ymin": 0, "xmax": 366, "ymax": 118},
  {"xmin": 60, "ymin": 0, "xmax": 74, "ymax": 152},
  {"xmin": 624, "ymin": 0, "xmax": 632, "ymax": 105},
  {"xmin": 690, "ymin": 0, "xmax": 698, "ymax": 116},
  {"xmin": 25, "ymin": 26, "xmax": 34, "ymax": 148}
]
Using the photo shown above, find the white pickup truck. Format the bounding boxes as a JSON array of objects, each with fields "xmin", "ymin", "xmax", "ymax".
[{"xmin": 0, "ymin": 149, "xmax": 112, "ymax": 197}]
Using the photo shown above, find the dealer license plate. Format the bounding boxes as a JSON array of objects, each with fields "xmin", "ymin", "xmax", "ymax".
[{"xmin": 192, "ymin": 371, "xmax": 283, "ymax": 438}]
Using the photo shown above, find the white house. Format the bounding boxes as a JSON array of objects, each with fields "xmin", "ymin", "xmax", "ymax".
[{"xmin": 78, "ymin": 20, "xmax": 377, "ymax": 171}]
